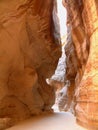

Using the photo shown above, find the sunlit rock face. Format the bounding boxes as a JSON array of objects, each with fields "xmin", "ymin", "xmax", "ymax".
[
  {"xmin": 0, "ymin": 0, "xmax": 61, "ymax": 129},
  {"xmin": 64, "ymin": 0, "xmax": 98, "ymax": 129}
]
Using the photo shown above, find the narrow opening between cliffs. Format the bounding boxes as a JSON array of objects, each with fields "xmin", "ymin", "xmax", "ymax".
[
  {"xmin": 46, "ymin": 0, "xmax": 69, "ymax": 113},
  {"xmin": 0, "ymin": 0, "xmax": 95, "ymax": 130}
]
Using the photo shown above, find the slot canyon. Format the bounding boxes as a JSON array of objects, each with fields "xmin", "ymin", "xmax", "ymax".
[{"xmin": 0, "ymin": 0, "xmax": 98, "ymax": 130}]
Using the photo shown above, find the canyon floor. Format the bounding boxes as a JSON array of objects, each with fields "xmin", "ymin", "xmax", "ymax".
[{"xmin": 7, "ymin": 112, "xmax": 87, "ymax": 130}]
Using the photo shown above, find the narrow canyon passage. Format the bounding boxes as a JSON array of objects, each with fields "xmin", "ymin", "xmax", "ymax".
[
  {"xmin": 7, "ymin": 112, "xmax": 86, "ymax": 130},
  {"xmin": 0, "ymin": 0, "xmax": 98, "ymax": 130}
]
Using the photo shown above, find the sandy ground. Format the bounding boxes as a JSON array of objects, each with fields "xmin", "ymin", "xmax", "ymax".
[{"xmin": 7, "ymin": 112, "xmax": 87, "ymax": 130}]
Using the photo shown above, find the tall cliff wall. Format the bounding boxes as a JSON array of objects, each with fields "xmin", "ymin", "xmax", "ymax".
[
  {"xmin": 64, "ymin": 0, "xmax": 98, "ymax": 129},
  {"xmin": 0, "ymin": 0, "xmax": 98, "ymax": 129},
  {"xmin": 0, "ymin": 0, "xmax": 61, "ymax": 129}
]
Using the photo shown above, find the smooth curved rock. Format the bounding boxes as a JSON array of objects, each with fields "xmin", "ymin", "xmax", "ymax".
[{"xmin": 0, "ymin": 0, "xmax": 61, "ymax": 129}]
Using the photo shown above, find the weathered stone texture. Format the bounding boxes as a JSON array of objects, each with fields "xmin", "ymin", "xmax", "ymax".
[
  {"xmin": 64, "ymin": 0, "xmax": 98, "ymax": 129},
  {"xmin": 0, "ymin": 0, "xmax": 61, "ymax": 129}
]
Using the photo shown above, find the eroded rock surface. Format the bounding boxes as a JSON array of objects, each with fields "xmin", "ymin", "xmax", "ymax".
[
  {"xmin": 64, "ymin": 0, "xmax": 98, "ymax": 129},
  {"xmin": 0, "ymin": 0, "xmax": 61, "ymax": 129}
]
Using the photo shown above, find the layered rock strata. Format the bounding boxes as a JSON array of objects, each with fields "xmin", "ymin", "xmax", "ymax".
[{"xmin": 64, "ymin": 0, "xmax": 98, "ymax": 129}]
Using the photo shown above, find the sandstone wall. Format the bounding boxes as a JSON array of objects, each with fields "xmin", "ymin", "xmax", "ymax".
[
  {"xmin": 64, "ymin": 0, "xmax": 98, "ymax": 129},
  {"xmin": 0, "ymin": 0, "xmax": 61, "ymax": 129}
]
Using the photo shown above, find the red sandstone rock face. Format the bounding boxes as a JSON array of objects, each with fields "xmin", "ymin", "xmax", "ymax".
[
  {"xmin": 0, "ymin": 0, "xmax": 61, "ymax": 129},
  {"xmin": 64, "ymin": 0, "xmax": 98, "ymax": 129}
]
